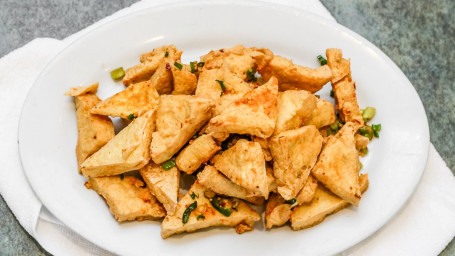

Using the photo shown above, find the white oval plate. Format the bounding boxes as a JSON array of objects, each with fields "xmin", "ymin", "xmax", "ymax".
[{"xmin": 19, "ymin": 1, "xmax": 429, "ymax": 255}]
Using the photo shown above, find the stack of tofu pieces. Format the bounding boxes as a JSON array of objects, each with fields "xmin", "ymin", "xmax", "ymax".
[{"xmin": 65, "ymin": 44, "xmax": 370, "ymax": 239}]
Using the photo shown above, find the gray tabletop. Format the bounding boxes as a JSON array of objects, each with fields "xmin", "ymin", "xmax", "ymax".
[{"xmin": 1, "ymin": 0, "xmax": 454, "ymax": 255}]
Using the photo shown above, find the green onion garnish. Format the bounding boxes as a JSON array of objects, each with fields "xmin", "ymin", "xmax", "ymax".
[
  {"xmin": 120, "ymin": 174, "xmax": 124, "ymax": 180},
  {"xmin": 110, "ymin": 67, "xmax": 125, "ymax": 80},
  {"xmin": 360, "ymin": 147, "xmax": 369, "ymax": 155},
  {"xmin": 127, "ymin": 113, "xmax": 135, "ymax": 120},
  {"xmin": 162, "ymin": 159, "xmax": 176, "ymax": 170},
  {"xmin": 317, "ymin": 55, "xmax": 327, "ymax": 66},
  {"xmin": 330, "ymin": 90, "xmax": 335, "ymax": 97},
  {"xmin": 210, "ymin": 196, "xmax": 232, "ymax": 217},
  {"xmin": 362, "ymin": 107, "xmax": 376, "ymax": 122},
  {"xmin": 372, "ymin": 124, "xmax": 381, "ymax": 132},
  {"xmin": 190, "ymin": 192, "xmax": 199, "ymax": 199},
  {"xmin": 216, "ymin": 80, "xmax": 226, "ymax": 95},
  {"xmin": 246, "ymin": 67, "xmax": 257, "ymax": 82},
  {"xmin": 330, "ymin": 120, "xmax": 339, "ymax": 131},
  {"xmin": 326, "ymin": 129, "xmax": 332, "ymax": 136},
  {"xmin": 182, "ymin": 201, "xmax": 197, "ymax": 224},
  {"xmin": 197, "ymin": 62, "xmax": 205, "ymax": 67},
  {"xmin": 286, "ymin": 198, "xmax": 297, "ymax": 205},
  {"xmin": 164, "ymin": 51, "xmax": 169, "ymax": 57},
  {"xmin": 359, "ymin": 161, "xmax": 363, "ymax": 170},
  {"xmin": 196, "ymin": 214, "xmax": 205, "ymax": 221},
  {"xmin": 190, "ymin": 62, "xmax": 197, "ymax": 73},
  {"xmin": 358, "ymin": 126, "xmax": 371, "ymax": 138},
  {"xmin": 174, "ymin": 62, "xmax": 183, "ymax": 70}
]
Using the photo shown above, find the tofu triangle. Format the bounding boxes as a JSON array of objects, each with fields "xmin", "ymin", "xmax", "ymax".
[
  {"xmin": 81, "ymin": 108, "xmax": 156, "ymax": 177},
  {"xmin": 91, "ymin": 81, "xmax": 159, "ymax": 119},
  {"xmin": 161, "ymin": 181, "xmax": 261, "ymax": 238}
]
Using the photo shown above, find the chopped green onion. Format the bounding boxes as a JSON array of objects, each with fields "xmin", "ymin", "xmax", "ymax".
[
  {"xmin": 110, "ymin": 67, "xmax": 125, "ymax": 80},
  {"xmin": 358, "ymin": 126, "xmax": 371, "ymax": 138},
  {"xmin": 196, "ymin": 214, "xmax": 205, "ymax": 221},
  {"xmin": 360, "ymin": 147, "xmax": 369, "ymax": 155},
  {"xmin": 190, "ymin": 192, "xmax": 199, "ymax": 199},
  {"xmin": 317, "ymin": 55, "xmax": 327, "ymax": 66},
  {"xmin": 286, "ymin": 198, "xmax": 297, "ymax": 205},
  {"xmin": 330, "ymin": 121, "xmax": 339, "ymax": 131},
  {"xmin": 362, "ymin": 107, "xmax": 376, "ymax": 122},
  {"xmin": 164, "ymin": 51, "xmax": 169, "ymax": 57},
  {"xmin": 127, "ymin": 113, "xmax": 135, "ymax": 120},
  {"xmin": 246, "ymin": 67, "xmax": 257, "ymax": 82},
  {"xmin": 326, "ymin": 129, "xmax": 332, "ymax": 136},
  {"xmin": 190, "ymin": 62, "xmax": 197, "ymax": 73},
  {"xmin": 162, "ymin": 159, "xmax": 176, "ymax": 170},
  {"xmin": 374, "ymin": 131, "xmax": 380, "ymax": 138},
  {"xmin": 216, "ymin": 80, "xmax": 226, "ymax": 95},
  {"xmin": 197, "ymin": 62, "xmax": 205, "ymax": 67},
  {"xmin": 372, "ymin": 124, "xmax": 381, "ymax": 132},
  {"xmin": 359, "ymin": 161, "xmax": 363, "ymax": 170},
  {"xmin": 174, "ymin": 62, "xmax": 183, "ymax": 70},
  {"xmin": 182, "ymin": 201, "xmax": 197, "ymax": 224},
  {"xmin": 120, "ymin": 174, "xmax": 124, "ymax": 180},
  {"xmin": 209, "ymin": 196, "xmax": 232, "ymax": 217},
  {"xmin": 330, "ymin": 90, "xmax": 335, "ymax": 97}
]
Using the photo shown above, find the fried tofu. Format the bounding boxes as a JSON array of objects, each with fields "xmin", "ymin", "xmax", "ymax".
[
  {"xmin": 150, "ymin": 95, "xmax": 214, "ymax": 164},
  {"xmin": 149, "ymin": 56, "xmax": 179, "ymax": 95},
  {"xmin": 73, "ymin": 93, "xmax": 114, "ymax": 173},
  {"xmin": 197, "ymin": 165, "xmax": 264, "ymax": 205},
  {"xmin": 260, "ymin": 55, "xmax": 332, "ymax": 93},
  {"xmin": 303, "ymin": 99, "xmax": 336, "ymax": 129},
  {"xmin": 296, "ymin": 174, "xmax": 318, "ymax": 205},
  {"xmin": 311, "ymin": 122, "xmax": 361, "ymax": 206},
  {"xmin": 326, "ymin": 48, "xmax": 351, "ymax": 84},
  {"xmin": 90, "ymin": 81, "xmax": 159, "ymax": 119},
  {"xmin": 123, "ymin": 45, "xmax": 180, "ymax": 86},
  {"xmin": 200, "ymin": 44, "xmax": 273, "ymax": 80},
  {"xmin": 253, "ymin": 137, "xmax": 272, "ymax": 161},
  {"xmin": 265, "ymin": 193, "xmax": 292, "ymax": 229},
  {"xmin": 161, "ymin": 181, "xmax": 261, "ymax": 238},
  {"xmin": 274, "ymin": 90, "xmax": 318, "ymax": 135},
  {"xmin": 176, "ymin": 135, "xmax": 221, "ymax": 174},
  {"xmin": 213, "ymin": 139, "xmax": 269, "ymax": 198},
  {"xmin": 206, "ymin": 76, "xmax": 279, "ymax": 139},
  {"xmin": 80, "ymin": 108, "xmax": 156, "ymax": 177},
  {"xmin": 85, "ymin": 175, "xmax": 166, "ymax": 222},
  {"xmin": 290, "ymin": 174, "xmax": 369, "ymax": 230},
  {"xmin": 64, "ymin": 82, "xmax": 99, "ymax": 96},
  {"xmin": 269, "ymin": 126, "xmax": 323, "ymax": 200},
  {"xmin": 139, "ymin": 163, "xmax": 180, "ymax": 215},
  {"xmin": 171, "ymin": 63, "xmax": 198, "ymax": 95}
]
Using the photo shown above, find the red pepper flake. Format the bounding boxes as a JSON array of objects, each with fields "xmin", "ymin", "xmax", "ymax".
[{"xmin": 166, "ymin": 63, "xmax": 171, "ymax": 71}]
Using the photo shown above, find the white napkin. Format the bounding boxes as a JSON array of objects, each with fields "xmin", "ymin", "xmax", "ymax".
[{"xmin": 0, "ymin": 0, "xmax": 454, "ymax": 255}]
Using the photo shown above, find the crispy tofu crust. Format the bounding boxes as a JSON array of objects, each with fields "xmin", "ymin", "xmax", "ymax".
[
  {"xmin": 265, "ymin": 193, "xmax": 292, "ymax": 229},
  {"xmin": 171, "ymin": 63, "xmax": 198, "ymax": 95},
  {"xmin": 65, "ymin": 82, "xmax": 99, "ymax": 96},
  {"xmin": 213, "ymin": 139, "xmax": 269, "ymax": 198},
  {"xmin": 207, "ymin": 76, "xmax": 279, "ymax": 139},
  {"xmin": 290, "ymin": 174, "xmax": 369, "ymax": 230},
  {"xmin": 197, "ymin": 165, "xmax": 264, "ymax": 205},
  {"xmin": 200, "ymin": 44, "xmax": 273, "ymax": 80},
  {"xmin": 311, "ymin": 122, "xmax": 361, "ymax": 206},
  {"xmin": 80, "ymin": 108, "xmax": 156, "ymax": 177},
  {"xmin": 296, "ymin": 174, "xmax": 318, "ymax": 205},
  {"xmin": 326, "ymin": 48, "xmax": 351, "ymax": 84},
  {"xmin": 90, "ymin": 81, "xmax": 159, "ymax": 119},
  {"xmin": 85, "ymin": 175, "xmax": 166, "ymax": 222},
  {"xmin": 123, "ymin": 45, "xmax": 179, "ymax": 86},
  {"xmin": 140, "ymin": 163, "xmax": 180, "ymax": 215},
  {"xmin": 150, "ymin": 95, "xmax": 215, "ymax": 164},
  {"xmin": 161, "ymin": 181, "xmax": 261, "ymax": 238},
  {"xmin": 260, "ymin": 55, "xmax": 332, "ymax": 93},
  {"xmin": 176, "ymin": 135, "xmax": 221, "ymax": 174},
  {"xmin": 274, "ymin": 90, "xmax": 318, "ymax": 135},
  {"xmin": 74, "ymin": 93, "xmax": 114, "ymax": 173},
  {"xmin": 303, "ymin": 99, "xmax": 336, "ymax": 129},
  {"xmin": 269, "ymin": 126, "xmax": 323, "ymax": 200}
]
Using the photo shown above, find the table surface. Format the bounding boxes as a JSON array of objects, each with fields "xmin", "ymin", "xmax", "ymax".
[{"xmin": 0, "ymin": 0, "xmax": 454, "ymax": 255}]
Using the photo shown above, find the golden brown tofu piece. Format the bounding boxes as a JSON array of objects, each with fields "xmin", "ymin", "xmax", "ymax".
[
  {"xmin": 123, "ymin": 45, "xmax": 180, "ymax": 86},
  {"xmin": 200, "ymin": 44, "xmax": 273, "ymax": 80},
  {"xmin": 171, "ymin": 63, "xmax": 198, "ymax": 95},
  {"xmin": 274, "ymin": 90, "xmax": 318, "ymax": 135},
  {"xmin": 150, "ymin": 95, "xmax": 214, "ymax": 164},
  {"xmin": 197, "ymin": 165, "xmax": 264, "ymax": 205},
  {"xmin": 176, "ymin": 135, "xmax": 221, "ymax": 174},
  {"xmin": 260, "ymin": 55, "xmax": 332, "ymax": 93},
  {"xmin": 290, "ymin": 174, "xmax": 369, "ymax": 230},
  {"xmin": 90, "ymin": 81, "xmax": 159, "ymax": 119},
  {"xmin": 85, "ymin": 175, "xmax": 166, "ymax": 222},
  {"xmin": 73, "ymin": 93, "xmax": 115, "ymax": 173},
  {"xmin": 139, "ymin": 163, "xmax": 180, "ymax": 215},
  {"xmin": 80, "ymin": 108, "xmax": 156, "ymax": 177},
  {"xmin": 161, "ymin": 181, "xmax": 260, "ymax": 238},
  {"xmin": 355, "ymin": 133, "xmax": 370, "ymax": 150},
  {"xmin": 206, "ymin": 76, "xmax": 279, "ymax": 139},
  {"xmin": 326, "ymin": 48, "xmax": 351, "ymax": 84},
  {"xmin": 311, "ymin": 122, "xmax": 361, "ymax": 206},
  {"xmin": 296, "ymin": 174, "xmax": 318, "ymax": 205},
  {"xmin": 253, "ymin": 137, "xmax": 272, "ymax": 161},
  {"xmin": 213, "ymin": 139, "xmax": 269, "ymax": 198},
  {"xmin": 65, "ymin": 82, "xmax": 99, "ymax": 96},
  {"xmin": 269, "ymin": 126, "xmax": 323, "ymax": 200},
  {"xmin": 303, "ymin": 99, "xmax": 336, "ymax": 129},
  {"xmin": 265, "ymin": 193, "xmax": 292, "ymax": 229}
]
